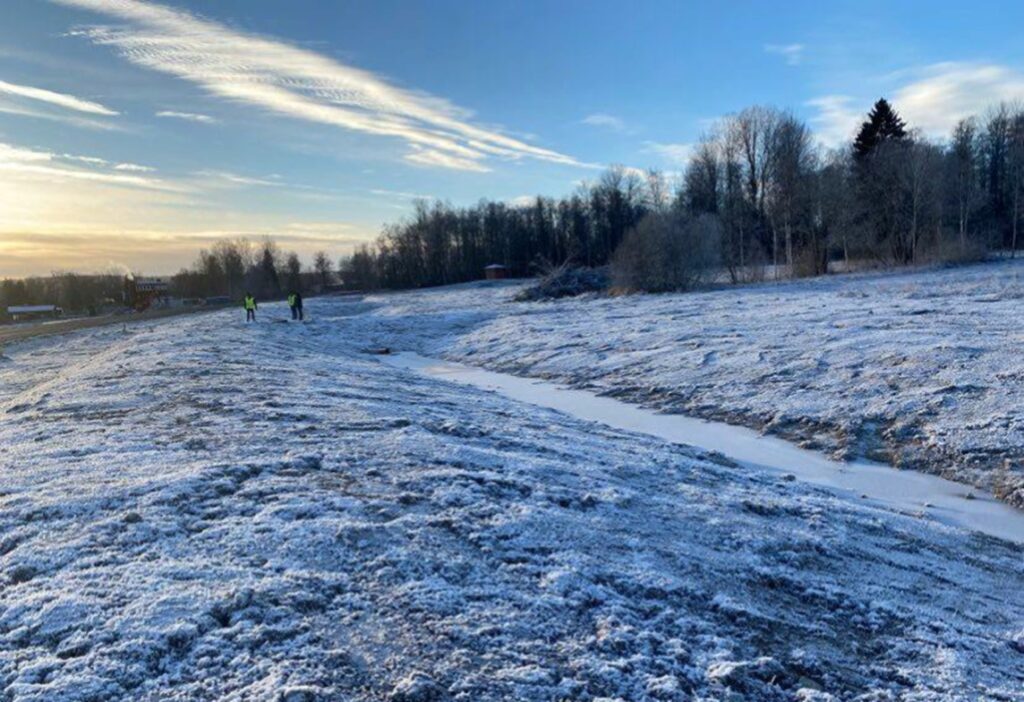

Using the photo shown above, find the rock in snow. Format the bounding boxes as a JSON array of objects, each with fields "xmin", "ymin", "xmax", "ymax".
[{"xmin": 389, "ymin": 672, "xmax": 442, "ymax": 701}]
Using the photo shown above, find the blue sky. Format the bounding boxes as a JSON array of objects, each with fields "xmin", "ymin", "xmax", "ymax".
[{"xmin": 3, "ymin": 0, "xmax": 1024, "ymax": 276}]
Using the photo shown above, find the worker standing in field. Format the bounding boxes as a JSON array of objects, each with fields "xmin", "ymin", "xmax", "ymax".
[
  {"xmin": 243, "ymin": 292, "xmax": 257, "ymax": 322},
  {"xmin": 288, "ymin": 290, "xmax": 304, "ymax": 321}
]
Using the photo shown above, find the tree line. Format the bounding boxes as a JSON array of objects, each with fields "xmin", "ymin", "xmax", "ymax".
[
  {"xmin": 0, "ymin": 273, "xmax": 124, "ymax": 316},
  {"xmin": 341, "ymin": 169, "xmax": 652, "ymax": 290},
  {"xmin": 169, "ymin": 239, "xmax": 337, "ymax": 301},
  {"xmin": 6, "ymin": 97, "xmax": 1024, "ymax": 310},
  {"xmin": 0, "ymin": 242, "xmax": 339, "ymax": 317},
  {"xmin": 673, "ymin": 98, "xmax": 1014, "ymax": 281},
  {"xmin": 342, "ymin": 98, "xmax": 1024, "ymax": 291}
]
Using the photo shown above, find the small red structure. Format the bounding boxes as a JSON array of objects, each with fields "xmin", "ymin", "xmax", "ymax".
[
  {"xmin": 484, "ymin": 264, "xmax": 508, "ymax": 280},
  {"xmin": 124, "ymin": 275, "xmax": 170, "ymax": 311}
]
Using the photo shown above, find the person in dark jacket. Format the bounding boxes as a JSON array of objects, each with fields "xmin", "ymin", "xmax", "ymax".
[
  {"xmin": 243, "ymin": 292, "xmax": 257, "ymax": 322},
  {"xmin": 287, "ymin": 291, "xmax": 304, "ymax": 321}
]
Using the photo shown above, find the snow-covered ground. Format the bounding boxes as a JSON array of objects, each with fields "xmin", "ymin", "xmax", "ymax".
[
  {"xmin": 2, "ymin": 274, "xmax": 1023, "ymax": 701},
  {"xmin": 359, "ymin": 260, "xmax": 1024, "ymax": 508}
]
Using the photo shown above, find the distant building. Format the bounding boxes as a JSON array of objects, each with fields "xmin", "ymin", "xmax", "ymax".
[
  {"xmin": 484, "ymin": 264, "xmax": 509, "ymax": 280},
  {"xmin": 124, "ymin": 275, "xmax": 170, "ymax": 311},
  {"xmin": 7, "ymin": 305, "xmax": 63, "ymax": 321}
]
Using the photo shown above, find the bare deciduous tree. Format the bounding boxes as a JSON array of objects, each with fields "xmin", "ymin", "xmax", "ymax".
[
  {"xmin": 1008, "ymin": 111, "xmax": 1024, "ymax": 257},
  {"xmin": 767, "ymin": 112, "xmax": 817, "ymax": 274},
  {"xmin": 681, "ymin": 137, "xmax": 720, "ymax": 216},
  {"xmin": 949, "ymin": 118, "xmax": 982, "ymax": 255},
  {"xmin": 817, "ymin": 150, "xmax": 859, "ymax": 271},
  {"xmin": 313, "ymin": 250, "xmax": 333, "ymax": 290}
]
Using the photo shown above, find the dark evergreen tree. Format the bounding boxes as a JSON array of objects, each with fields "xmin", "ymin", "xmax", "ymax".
[
  {"xmin": 285, "ymin": 252, "xmax": 302, "ymax": 293},
  {"xmin": 853, "ymin": 98, "xmax": 908, "ymax": 159},
  {"xmin": 257, "ymin": 244, "xmax": 281, "ymax": 298}
]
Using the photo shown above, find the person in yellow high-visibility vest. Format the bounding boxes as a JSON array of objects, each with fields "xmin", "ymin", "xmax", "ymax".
[
  {"xmin": 287, "ymin": 290, "xmax": 304, "ymax": 321},
  {"xmin": 243, "ymin": 292, "xmax": 257, "ymax": 322}
]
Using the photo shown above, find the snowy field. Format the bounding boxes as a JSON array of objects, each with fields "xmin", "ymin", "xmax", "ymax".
[
  {"xmin": 361, "ymin": 259, "xmax": 1024, "ymax": 508},
  {"xmin": 1, "ymin": 267, "xmax": 1024, "ymax": 700}
]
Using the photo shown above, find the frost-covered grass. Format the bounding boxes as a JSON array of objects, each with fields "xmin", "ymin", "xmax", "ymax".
[
  {"xmin": 1, "ymin": 287, "xmax": 1023, "ymax": 700},
  {"xmin": 361, "ymin": 259, "xmax": 1024, "ymax": 507}
]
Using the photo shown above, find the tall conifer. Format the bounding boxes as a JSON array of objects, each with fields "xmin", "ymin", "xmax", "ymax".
[{"xmin": 853, "ymin": 98, "xmax": 908, "ymax": 159}]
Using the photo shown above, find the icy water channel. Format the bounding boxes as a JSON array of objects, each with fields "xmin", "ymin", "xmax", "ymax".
[{"xmin": 384, "ymin": 352, "xmax": 1024, "ymax": 545}]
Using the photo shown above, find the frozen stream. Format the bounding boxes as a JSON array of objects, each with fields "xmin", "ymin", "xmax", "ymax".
[{"xmin": 384, "ymin": 351, "xmax": 1024, "ymax": 545}]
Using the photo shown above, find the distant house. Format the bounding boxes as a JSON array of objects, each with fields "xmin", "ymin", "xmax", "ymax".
[
  {"xmin": 7, "ymin": 305, "xmax": 63, "ymax": 321},
  {"xmin": 484, "ymin": 264, "xmax": 509, "ymax": 280},
  {"xmin": 124, "ymin": 276, "xmax": 170, "ymax": 311}
]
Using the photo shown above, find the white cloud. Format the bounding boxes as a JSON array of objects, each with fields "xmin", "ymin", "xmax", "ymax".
[
  {"xmin": 642, "ymin": 141, "xmax": 693, "ymax": 166},
  {"xmin": 0, "ymin": 101, "xmax": 125, "ymax": 131},
  {"xmin": 54, "ymin": 0, "xmax": 580, "ymax": 172},
  {"xmin": 403, "ymin": 147, "xmax": 491, "ymax": 173},
  {"xmin": 509, "ymin": 195, "xmax": 536, "ymax": 207},
  {"xmin": 0, "ymin": 143, "xmax": 53, "ymax": 164},
  {"xmin": 156, "ymin": 110, "xmax": 217, "ymax": 124},
  {"xmin": 0, "ymin": 78, "xmax": 118, "ymax": 115},
  {"xmin": 283, "ymin": 221, "xmax": 357, "ymax": 234},
  {"xmin": 581, "ymin": 113, "xmax": 628, "ymax": 132},
  {"xmin": 114, "ymin": 162, "xmax": 156, "ymax": 172},
  {"xmin": 620, "ymin": 166, "xmax": 651, "ymax": 180},
  {"xmin": 277, "ymin": 221, "xmax": 369, "ymax": 246},
  {"xmin": 764, "ymin": 44, "xmax": 804, "ymax": 66},
  {"xmin": 369, "ymin": 188, "xmax": 433, "ymax": 200},
  {"xmin": 195, "ymin": 170, "xmax": 281, "ymax": 187},
  {"xmin": 893, "ymin": 62, "xmax": 1024, "ymax": 137},
  {"xmin": 62, "ymin": 153, "xmax": 109, "ymax": 166},
  {"xmin": 806, "ymin": 95, "xmax": 863, "ymax": 148},
  {"xmin": 808, "ymin": 62, "xmax": 1024, "ymax": 148},
  {"xmin": 0, "ymin": 141, "xmax": 178, "ymax": 191}
]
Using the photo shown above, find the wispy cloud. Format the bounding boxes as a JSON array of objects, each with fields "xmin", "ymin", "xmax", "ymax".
[
  {"xmin": 581, "ymin": 113, "xmax": 629, "ymax": 132},
  {"xmin": 806, "ymin": 95, "xmax": 863, "ymax": 148},
  {"xmin": 156, "ymin": 109, "xmax": 217, "ymax": 124},
  {"xmin": 191, "ymin": 170, "xmax": 354, "ymax": 202},
  {"xmin": 893, "ymin": 62, "xmax": 1024, "ymax": 137},
  {"xmin": 54, "ymin": 0, "xmax": 580, "ymax": 172},
  {"xmin": 403, "ymin": 146, "xmax": 491, "ymax": 172},
  {"xmin": 0, "ymin": 143, "xmax": 53, "ymax": 164},
  {"xmin": 764, "ymin": 43, "xmax": 804, "ymax": 66},
  {"xmin": 0, "ymin": 78, "xmax": 118, "ymax": 115},
  {"xmin": 281, "ymin": 221, "xmax": 365, "ymax": 243},
  {"xmin": 0, "ymin": 141, "xmax": 177, "ymax": 191},
  {"xmin": 114, "ymin": 162, "xmax": 156, "ymax": 172},
  {"xmin": 808, "ymin": 62, "xmax": 1024, "ymax": 148},
  {"xmin": 369, "ymin": 188, "xmax": 434, "ymax": 200},
  {"xmin": 642, "ymin": 141, "xmax": 693, "ymax": 166},
  {"xmin": 62, "ymin": 153, "xmax": 109, "ymax": 166},
  {"xmin": 195, "ymin": 169, "xmax": 281, "ymax": 187},
  {"xmin": 0, "ymin": 101, "xmax": 125, "ymax": 131}
]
